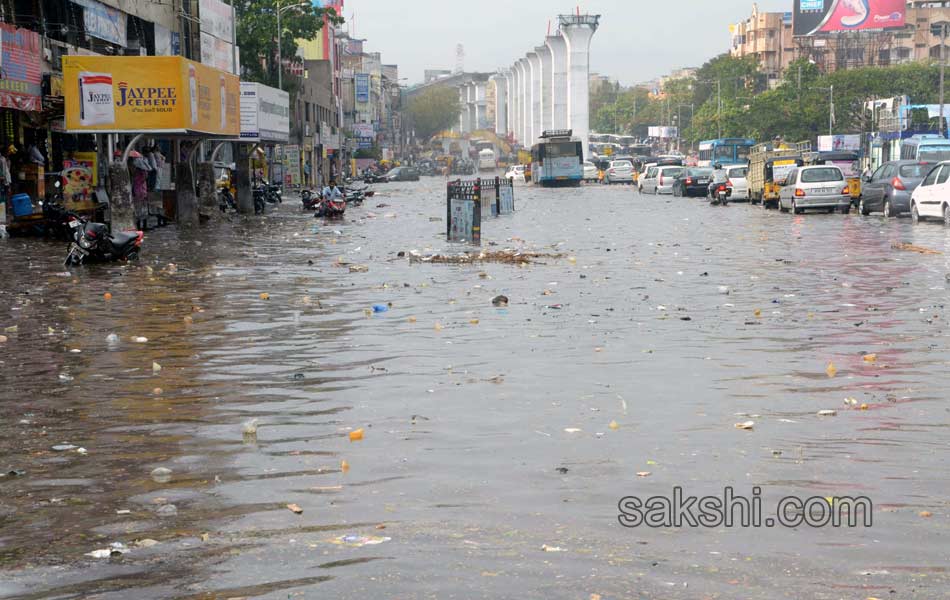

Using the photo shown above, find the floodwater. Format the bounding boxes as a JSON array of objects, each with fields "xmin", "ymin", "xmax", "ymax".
[{"xmin": 1, "ymin": 179, "xmax": 948, "ymax": 599}]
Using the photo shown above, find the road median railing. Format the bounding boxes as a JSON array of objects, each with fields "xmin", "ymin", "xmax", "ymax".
[{"xmin": 446, "ymin": 177, "xmax": 515, "ymax": 245}]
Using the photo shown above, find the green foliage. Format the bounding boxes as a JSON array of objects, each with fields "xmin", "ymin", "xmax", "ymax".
[
  {"xmin": 591, "ymin": 54, "xmax": 945, "ymax": 149},
  {"xmin": 406, "ymin": 86, "xmax": 461, "ymax": 141},
  {"xmin": 236, "ymin": 0, "xmax": 343, "ymax": 90}
]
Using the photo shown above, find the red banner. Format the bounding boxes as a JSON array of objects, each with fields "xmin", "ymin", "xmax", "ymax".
[{"xmin": 0, "ymin": 24, "xmax": 42, "ymax": 112}]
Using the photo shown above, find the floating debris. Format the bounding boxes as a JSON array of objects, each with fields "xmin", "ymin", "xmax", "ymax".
[
  {"xmin": 411, "ymin": 249, "xmax": 564, "ymax": 266},
  {"xmin": 892, "ymin": 242, "xmax": 942, "ymax": 255}
]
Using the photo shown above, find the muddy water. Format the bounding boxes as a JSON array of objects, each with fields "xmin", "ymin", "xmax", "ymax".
[{"xmin": 1, "ymin": 181, "xmax": 948, "ymax": 599}]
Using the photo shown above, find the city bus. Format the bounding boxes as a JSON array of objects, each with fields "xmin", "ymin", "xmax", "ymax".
[
  {"xmin": 900, "ymin": 134, "xmax": 950, "ymax": 162},
  {"xmin": 531, "ymin": 129, "xmax": 583, "ymax": 187},
  {"xmin": 697, "ymin": 138, "xmax": 755, "ymax": 167}
]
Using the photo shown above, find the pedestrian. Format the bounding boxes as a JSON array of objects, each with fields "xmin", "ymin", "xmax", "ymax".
[
  {"xmin": 129, "ymin": 150, "xmax": 151, "ymax": 228},
  {"xmin": 304, "ymin": 160, "xmax": 312, "ymax": 185}
]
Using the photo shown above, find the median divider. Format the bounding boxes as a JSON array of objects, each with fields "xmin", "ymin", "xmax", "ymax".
[{"xmin": 446, "ymin": 177, "xmax": 515, "ymax": 245}]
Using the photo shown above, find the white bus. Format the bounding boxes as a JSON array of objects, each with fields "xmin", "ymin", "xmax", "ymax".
[{"xmin": 478, "ymin": 148, "xmax": 497, "ymax": 171}]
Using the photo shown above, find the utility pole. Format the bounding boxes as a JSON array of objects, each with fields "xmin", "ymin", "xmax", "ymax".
[
  {"xmin": 939, "ymin": 23, "xmax": 948, "ymax": 137},
  {"xmin": 717, "ymin": 79, "xmax": 722, "ymax": 139},
  {"xmin": 829, "ymin": 84, "xmax": 834, "ymax": 137}
]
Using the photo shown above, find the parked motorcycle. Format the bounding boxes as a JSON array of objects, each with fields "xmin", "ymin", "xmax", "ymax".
[
  {"xmin": 301, "ymin": 189, "xmax": 320, "ymax": 210},
  {"xmin": 64, "ymin": 218, "xmax": 144, "ymax": 266},
  {"xmin": 253, "ymin": 185, "xmax": 267, "ymax": 214},
  {"xmin": 218, "ymin": 187, "xmax": 236, "ymax": 212},
  {"xmin": 344, "ymin": 188, "xmax": 365, "ymax": 206},
  {"xmin": 265, "ymin": 182, "xmax": 282, "ymax": 204}
]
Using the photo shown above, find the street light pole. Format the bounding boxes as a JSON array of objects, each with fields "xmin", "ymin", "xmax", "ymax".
[
  {"xmin": 829, "ymin": 84, "xmax": 834, "ymax": 137},
  {"xmin": 276, "ymin": 2, "xmax": 309, "ymax": 91},
  {"xmin": 940, "ymin": 23, "xmax": 948, "ymax": 137},
  {"xmin": 717, "ymin": 79, "xmax": 722, "ymax": 139}
]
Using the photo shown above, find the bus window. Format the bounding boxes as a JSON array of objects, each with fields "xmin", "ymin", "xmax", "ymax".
[
  {"xmin": 918, "ymin": 144, "xmax": 950, "ymax": 162},
  {"xmin": 736, "ymin": 145, "xmax": 751, "ymax": 161},
  {"xmin": 714, "ymin": 145, "xmax": 735, "ymax": 161}
]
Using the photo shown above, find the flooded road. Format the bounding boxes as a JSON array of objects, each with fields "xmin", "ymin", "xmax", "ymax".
[{"xmin": 1, "ymin": 180, "xmax": 949, "ymax": 599}]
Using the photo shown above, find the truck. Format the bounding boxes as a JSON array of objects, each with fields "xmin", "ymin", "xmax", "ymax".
[{"xmin": 748, "ymin": 141, "xmax": 811, "ymax": 209}]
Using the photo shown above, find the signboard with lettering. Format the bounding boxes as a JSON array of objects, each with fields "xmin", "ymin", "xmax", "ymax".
[
  {"xmin": 355, "ymin": 73, "xmax": 370, "ymax": 104},
  {"xmin": 0, "ymin": 24, "xmax": 42, "ymax": 112},
  {"xmin": 71, "ymin": 0, "xmax": 127, "ymax": 47}
]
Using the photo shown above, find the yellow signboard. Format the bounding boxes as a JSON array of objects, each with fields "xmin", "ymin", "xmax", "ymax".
[{"xmin": 62, "ymin": 56, "xmax": 240, "ymax": 136}]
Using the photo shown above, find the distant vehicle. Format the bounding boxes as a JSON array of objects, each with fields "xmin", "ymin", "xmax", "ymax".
[
  {"xmin": 626, "ymin": 143, "xmax": 652, "ymax": 157},
  {"xmin": 386, "ymin": 167, "xmax": 420, "ymax": 182},
  {"xmin": 808, "ymin": 151, "xmax": 862, "ymax": 204},
  {"xmin": 530, "ymin": 129, "xmax": 583, "ymax": 187},
  {"xmin": 505, "ymin": 164, "xmax": 527, "ymax": 183},
  {"xmin": 723, "ymin": 165, "xmax": 749, "ymax": 200},
  {"xmin": 697, "ymin": 138, "xmax": 755, "ymax": 167},
  {"xmin": 778, "ymin": 165, "xmax": 851, "ymax": 214},
  {"xmin": 672, "ymin": 167, "xmax": 714, "ymax": 197},
  {"xmin": 748, "ymin": 141, "xmax": 810, "ymax": 208},
  {"xmin": 860, "ymin": 160, "xmax": 934, "ymax": 217},
  {"xmin": 604, "ymin": 160, "xmax": 635, "ymax": 185},
  {"xmin": 900, "ymin": 134, "xmax": 950, "ymax": 163},
  {"xmin": 478, "ymin": 148, "xmax": 497, "ymax": 171},
  {"xmin": 910, "ymin": 160, "xmax": 950, "ymax": 225},
  {"xmin": 641, "ymin": 165, "xmax": 685, "ymax": 195},
  {"xmin": 582, "ymin": 161, "xmax": 599, "ymax": 182}
]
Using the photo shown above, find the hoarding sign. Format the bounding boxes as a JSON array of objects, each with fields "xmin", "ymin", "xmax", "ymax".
[
  {"xmin": 71, "ymin": 0, "xmax": 127, "ymax": 47},
  {"xmin": 353, "ymin": 123, "xmax": 375, "ymax": 138},
  {"xmin": 0, "ymin": 24, "xmax": 42, "ymax": 112},
  {"xmin": 355, "ymin": 73, "xmax": 370, "ymax": 104},
  {"xmin": 239, "ymin": 82, "xmax": 290, "ymax": 143},
  {"xmin": 817, "ymin": 134, "xmax": 861, "ymax": 152},
  {"xmin": 63, "ymin": 56, "xmax": 240, "ymax": 135},
  {"xmin": 199, "ymin": 0, "xmax": 234, "ymax": 42},
  {"xmin": 794, "ymin": 0, "xmax": 905, "ymax": 36},
  {"xmin": 200, "ymin": 33, "xmax": 235, "ymax": 73},
  {"xmin": 284, "ymin": 144, "xmax": 301, "ymax": 185}
]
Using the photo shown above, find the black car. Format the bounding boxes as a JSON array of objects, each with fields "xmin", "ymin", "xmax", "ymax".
[
  {"xmin": 386, "ymin": 167, "xmax": 420, "ymax": 182},
  {"xmin": 672, "ymin": 167, "xmax": 714, "ymax": 197}
]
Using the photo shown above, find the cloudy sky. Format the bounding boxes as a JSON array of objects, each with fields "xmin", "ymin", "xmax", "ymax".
[{"xmin": 342, "ymin": 0, "xmax": 791, "ymax": 86}]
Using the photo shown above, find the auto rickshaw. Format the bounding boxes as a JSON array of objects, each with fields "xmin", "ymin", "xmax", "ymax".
[
  {"xmin": 762, "ymin": 156, "xmax": 804, "ymax": 209},
  {"xmin": 807, "ymin": 151, "xmax": 862, "ymax": 205}
]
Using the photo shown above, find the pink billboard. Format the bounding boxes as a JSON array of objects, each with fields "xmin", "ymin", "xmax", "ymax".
[{"xmin": 794, "ymin": 0, "xmax": 906, "ymax": 36}]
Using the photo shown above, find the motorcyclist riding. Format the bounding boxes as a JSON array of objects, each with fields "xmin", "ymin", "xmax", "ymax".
[{"xmin": 321, "ymin": 179, "xmax": 345, "ymax": 213}]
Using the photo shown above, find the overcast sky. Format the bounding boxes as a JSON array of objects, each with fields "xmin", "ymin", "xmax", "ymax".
[{"xmin": 343, "ymin": 0, "xmax": 791, "ymax": 86}]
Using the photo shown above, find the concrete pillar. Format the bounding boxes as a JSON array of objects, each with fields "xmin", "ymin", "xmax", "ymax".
[
  {"xmin": 537, "ymin": 45, "xmax": 553, "ymax": 135},
  {"xmin": 526, "ymin": 52, "xmax": 541, "ymax": 146},
  {"xmin": 235, "ymin": 144, "xmax": 253, "ymax": 215},
  {"xmin": 175, "ymin": 161, "xmax": 198, "ymax": 228},
  {"xmin": 504, "ymin": 70, "xmax": 514, "ymax": 138},
  {"xmin": 546, "ymin": 35, "xmax": 568, "ymax": 130},
  {"xmin": 560, "ymin": 14, "xmax": 600, "ymax": 159},
  {"xmin": 515, "ymin": 60, "xmax": 529, "ymax": 145},
  {"xmin": 196, "ymin": 161, "xmax": 217, "ymax": 218},
  {"xmin": 459, "ymin": 85, "xmax": 468, "ymax": 133},
  {"xmin": 107, "ymin": 161, "xmax": 134, "ymax": 231},
  {"xmin": 492, "ymin": 75, "xmax": 508, "ymax": 136}
]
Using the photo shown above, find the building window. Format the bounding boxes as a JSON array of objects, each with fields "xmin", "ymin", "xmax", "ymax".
[
  {"xmin": 898, "ymin": 47, "xmax": 912, "ymax": 61},
  {"xmin": 930, "ymin": 44, "xmax": 948, "ymax": 59}
]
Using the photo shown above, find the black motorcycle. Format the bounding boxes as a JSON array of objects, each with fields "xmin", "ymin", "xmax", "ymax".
[
  {"xmin": 65, "ymin": 218, "xmax": 143, "ymax": 266},
  {"xmin": 265, "ymin": 182, "xmax": 282, "ymax": 204},
  {"xmin": 253, "ymin": 185, "xmax": 267, "ymax": 214},
  {"xmin": 218, "ymin": 187, "xmax": 236, "ymax": 212},
  {"xmin": 344, "ymin": 188, "xmax": 365, "ymax": 206}
]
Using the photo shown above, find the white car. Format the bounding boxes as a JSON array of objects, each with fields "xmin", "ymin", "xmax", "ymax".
[
  {"xmin": 910, "ymin": 160, "xmax": 950, "ymax": 225},
  {"xmin": 583, "ymin": 161, "xmax": 598, "ymax": 182},
  {"xmin": 604, "ymin": 160, "xmax": 634, "ymax": 185},
  {"xmin": 505, "ymin": 165, "xmax": 527, "ymax": 184},
  {"xmin": 725, "ymin": 165, "xmax": 749, "ymax": 200}
]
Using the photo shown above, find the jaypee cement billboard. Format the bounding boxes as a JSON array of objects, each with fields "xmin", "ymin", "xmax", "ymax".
[{"xmin": 794, "ymin": 0, "xmax": 905, "ymax": 36}]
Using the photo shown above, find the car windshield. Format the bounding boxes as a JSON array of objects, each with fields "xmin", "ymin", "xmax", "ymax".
[
  {"xmin": 661, "ymin": 167, "xmax": 684, "ymax": 177},
  {"xmin": 687, "ymin": 168, "xmax": 713, "ymax": 177},
  {"xmin": 800, "ymin": 167, "xmax": 843, "ymax": 183},
  {"xmin": 899, "ymin": 164, "xmax": 933, "ymax": 178},
  {"xmin": 611, "ymin": 161, "xmax": 632, "ymax": 168},
  {"xmin": 727, "ymin": 167, "xmax": 748, "ymax": 177},
  {"xmin": 919, "ymin": 146, "xmax": 950, "ymax": 162}
]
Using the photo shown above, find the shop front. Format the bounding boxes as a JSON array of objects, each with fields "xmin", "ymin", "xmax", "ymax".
[{"xmin": 62, "ymin": 55, "xmax": 240, "ymax": 229}]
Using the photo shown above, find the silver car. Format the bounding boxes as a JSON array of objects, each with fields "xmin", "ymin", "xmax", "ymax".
[
  {"xmin": 642, "ymin": 165, "xmax": 685, "ymax": 195},
  {"xmin": 604, "ymin": 160, "xmax": 634, "ymax": 185},
  {"xmin": 778, "ymin": 166, "xmax": 851, "ymax": 214}
]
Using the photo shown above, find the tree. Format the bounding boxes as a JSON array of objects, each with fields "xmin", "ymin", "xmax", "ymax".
[
  {"xmin": 235, "ymin": 0, "xmax": 343, "ymax": 90},
  {"xmin": 406, "ymin": 86, "xmax": 461, "ymax": 141}
]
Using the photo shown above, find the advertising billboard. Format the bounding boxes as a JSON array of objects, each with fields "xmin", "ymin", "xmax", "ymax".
[
  {"xmin": 199, "ymin": 0, "xmax": 236, "ymax": 73},
  {"xmin": 818, "ymin": 134, "xmax": 861, "ymax": 152},
  {"xmin": 239, "ymin": 82, "xmax": 290, "ymax": 143},
  {"xmin": 62, "ymin": 56, "xmax": 240, "ymax": 136},
  {"xmin": 794, "ymin": 0, "xmax": 905, "ymax": 36},
  {"xmin": 0, "ymin": 24, "xmax": 42, "ymax": 112},
  {"xmin": 355, "ymin": 73, "xmax": 370, "ymax": 104}
]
